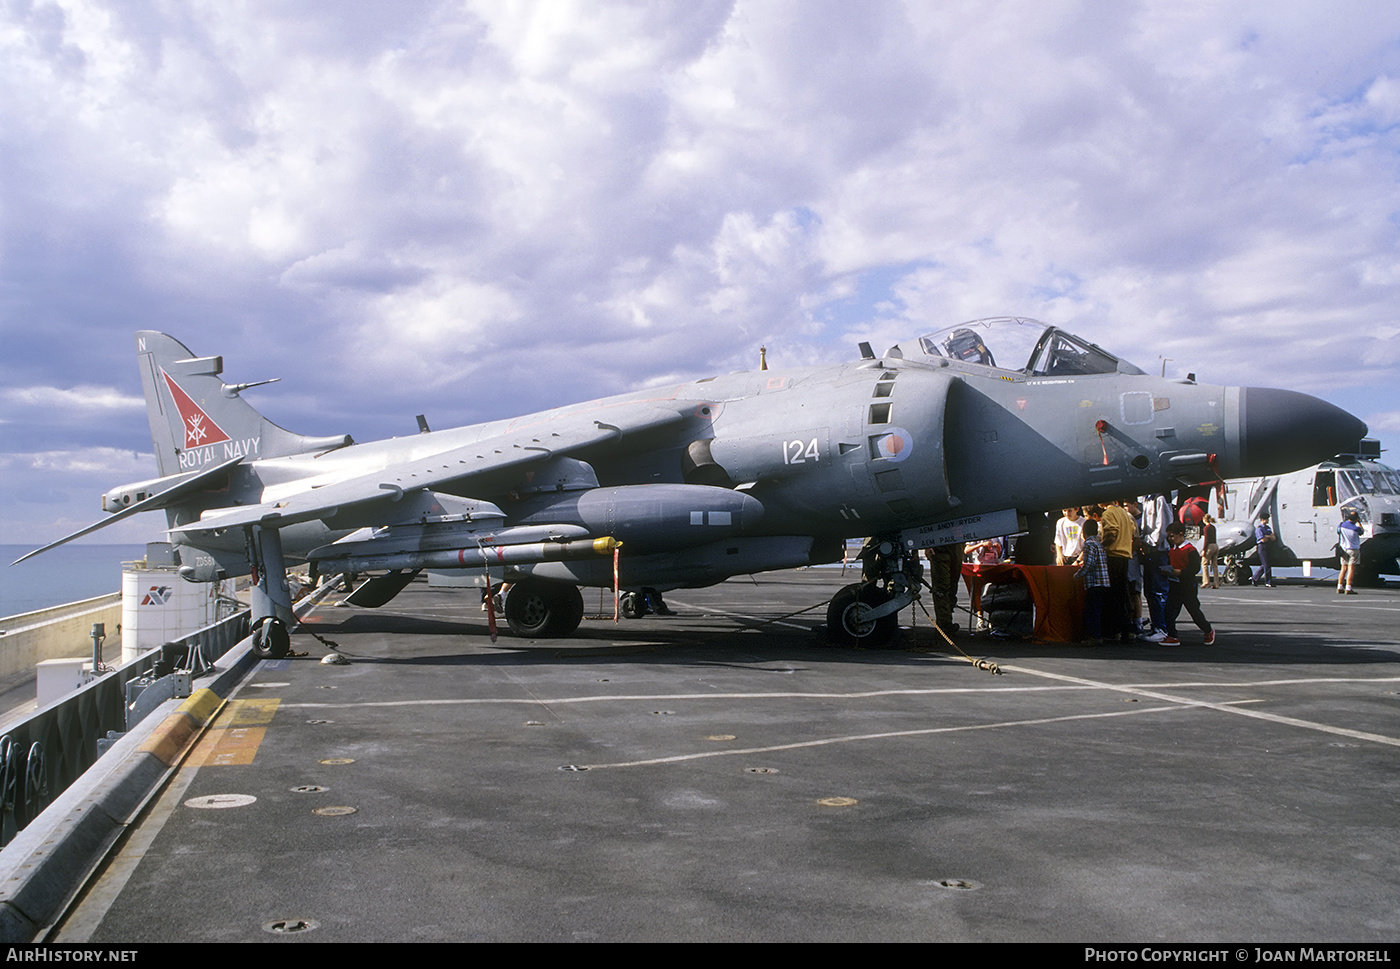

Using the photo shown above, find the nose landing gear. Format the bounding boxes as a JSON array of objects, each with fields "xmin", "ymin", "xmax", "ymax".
[{"xmin": 826, "ymin": 536, "xmax": 920, "ymax": 647}]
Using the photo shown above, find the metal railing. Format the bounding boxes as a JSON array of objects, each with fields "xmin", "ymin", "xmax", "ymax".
[{"xmin": 0, "ymin": 609, "xmax": 250, "ymax": 847}]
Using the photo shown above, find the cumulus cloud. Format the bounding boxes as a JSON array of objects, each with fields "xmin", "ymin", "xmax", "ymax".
[
  {"xmin": 2, "ymin": 0, "xmax": 1400, "ymax": 540},
  {"xmin": 0, "ymin": 386, "xmax": 143, "ymax": 414},
  {"xmin": 1365, "ymin": 410, "xmax": 1400, "ymax": 433},
  {"xmin": 0, "ymin": 447, "xmax": 159, "ymax": 544},
  {"xmin": 5, "ymin": 447, "xmax": 151, "ymax": 477}
]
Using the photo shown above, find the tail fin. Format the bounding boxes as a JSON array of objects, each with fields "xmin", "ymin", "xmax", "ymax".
[{"xmin": 136, "ymin": 331, "xmax": 352, "ymax": 476}]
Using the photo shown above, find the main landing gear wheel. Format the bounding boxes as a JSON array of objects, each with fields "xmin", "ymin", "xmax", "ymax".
[
  {"xmin": 504, "ymin": 580, "xmax": 585, "ymax": 638},
  {"xmin": 826, "ymin": 583, "xmax": 898, "ymax": 648},
  {"xmin": 250, "ymin": 616, "xmax": 290, "ymax": 659}
]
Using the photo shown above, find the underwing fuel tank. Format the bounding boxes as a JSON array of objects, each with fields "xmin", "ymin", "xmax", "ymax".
[
  {"xmin": 308, "ymin": 483, "xmax": 765, "ymax": 571},
  {"xmin": 507, "ymin": 484, "xmax": 764, "ymax": 554}
]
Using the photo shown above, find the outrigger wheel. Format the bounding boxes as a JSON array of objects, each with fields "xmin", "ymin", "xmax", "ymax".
[
  {"xmin": 619, "ymin": 592, "xmax": 646, "ymax": 619},
  {"xmin": 251, "ymin": 616, "xmax": 290, "ymax": 659}
]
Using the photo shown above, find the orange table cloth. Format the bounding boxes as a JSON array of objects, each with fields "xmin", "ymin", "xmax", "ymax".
[{"xmin": 961, "ymin": 563, "xmax": 1085, "ymax": 643}]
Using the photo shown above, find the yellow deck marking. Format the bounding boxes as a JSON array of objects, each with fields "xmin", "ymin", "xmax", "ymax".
[
  {"xmin": 223, "ymin": 697, "xmax": 281, "ymax": 725},
  {"xmin": 188, "ymin": 698, "xmax": 280, "ymax": 767}
]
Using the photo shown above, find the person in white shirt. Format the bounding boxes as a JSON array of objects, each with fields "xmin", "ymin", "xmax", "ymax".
[
  {"xmin": 1337, "ymin": 509, "xmax": 1363, "ymax": 595},
  {"xmin": 1054, "ymin": 506, "xmax": 1086, "ymax": 566}
]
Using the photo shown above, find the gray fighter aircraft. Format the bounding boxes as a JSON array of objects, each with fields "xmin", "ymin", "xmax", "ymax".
[{"xmin": 17, "ymin": 317, "xmax": 1366, "ymax": 655}]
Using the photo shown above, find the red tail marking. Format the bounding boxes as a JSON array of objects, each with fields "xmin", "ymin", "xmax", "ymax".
[{"xmin": 161, "ymin": 369, "xmax": 231, "ymax": 449}]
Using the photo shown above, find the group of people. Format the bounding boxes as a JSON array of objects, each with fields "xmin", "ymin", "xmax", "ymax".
[
  {"xmin": 1231, "ymin": 506, "xmax": 1364, "ymax": 595},
  {"xmin": 1054, "ymin": 500, "xmax": 1216, "ymax": 647},
  {"xmin": 923, "ymin": 494, "xmax": 1368, "ymax": 644}
]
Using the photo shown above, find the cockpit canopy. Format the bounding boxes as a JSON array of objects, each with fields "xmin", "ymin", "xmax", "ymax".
[
  {"xmin": 1330, "ymin": 464, "xmax": 1400, "ymax": 501},
  {"xmin": 887, "ymin": 317, "xmax": 1145, "ymax": 377}
]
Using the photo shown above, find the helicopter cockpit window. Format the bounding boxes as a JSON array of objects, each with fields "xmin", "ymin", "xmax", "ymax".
[
  {"xmin": 1363, "ymin": 468, "xmax": 1399, "ymax": 496},
  {"xmin": 1313, "ymin": 469, "xmax": 1337, "ymax": 506},
  {"xmin": 1336, "ymin": 472, "xmax": 1361, "ymax": 503}
]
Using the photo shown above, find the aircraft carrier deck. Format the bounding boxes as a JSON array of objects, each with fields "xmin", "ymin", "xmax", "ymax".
[{"xmin": 46, "ymin": 569, "xmax": 1400, "ymax": 943}]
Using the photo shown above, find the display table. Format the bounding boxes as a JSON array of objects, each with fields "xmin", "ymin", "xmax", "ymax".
[{"xmin": 961, "ymin": 563, "xmax": 1084, "ymax": 642}]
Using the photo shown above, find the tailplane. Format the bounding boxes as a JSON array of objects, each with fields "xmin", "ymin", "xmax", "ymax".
[{"xmin": 136, "ymin": 331, "xmax": 351, "ymax": 476}]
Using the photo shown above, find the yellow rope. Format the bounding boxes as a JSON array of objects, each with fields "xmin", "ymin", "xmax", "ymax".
[{"xmin": 913, "ymin": 589, "xmax": 1003, "ymax": 675}]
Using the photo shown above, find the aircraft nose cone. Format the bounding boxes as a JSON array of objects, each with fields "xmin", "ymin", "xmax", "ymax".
[{"xmin": 1238, "ymin": 388, "xmax": 1367, "ymax": 477}]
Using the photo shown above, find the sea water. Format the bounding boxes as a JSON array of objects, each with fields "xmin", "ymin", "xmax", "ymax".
[{"xmin": 0, "ymin": 544, "xmax": 147, "ymax": 618}]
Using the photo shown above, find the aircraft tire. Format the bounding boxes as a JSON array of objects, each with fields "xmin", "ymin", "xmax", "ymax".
[
  {"xmin": 554, "ymin": 584, "xmax": 585, "ymax": 634},
  {"xmin": 620, "ymin": 592, "xmax": 646, "ymax": 619},
  {"xmin": 250, "ymin": 617, "xmax": 290, "ymax": 659},
  {"xmin": 826, "ymin": 583, "xmax": 898, "ymax": 648},
  {"xmin": 505, "ymin": 580, "xmax": 585, "ymax": 638}
]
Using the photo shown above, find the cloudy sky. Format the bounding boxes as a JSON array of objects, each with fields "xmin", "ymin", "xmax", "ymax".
[{"xmin": 2, "ymin": 0, "xmax": 1399, "ymax": 548}]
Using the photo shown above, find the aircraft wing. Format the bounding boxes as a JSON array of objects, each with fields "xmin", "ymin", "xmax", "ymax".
[
  {"xmin": 12, "ymin": 455, "xmax": 244, "ymax": 565},
  {"xmin": 171, "ymin": 402, "xmax": 689, "ymax": 539}
]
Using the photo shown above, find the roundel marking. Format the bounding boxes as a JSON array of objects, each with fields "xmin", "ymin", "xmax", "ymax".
[{"xmin": 875, "ymin": 427, "xmax": 914, "ymax": 462}]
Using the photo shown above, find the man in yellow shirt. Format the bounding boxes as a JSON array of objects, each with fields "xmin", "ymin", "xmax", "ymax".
[{"xmin": 1099, "ymin": 500, "xmax": 1137, "ymax": 642}]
